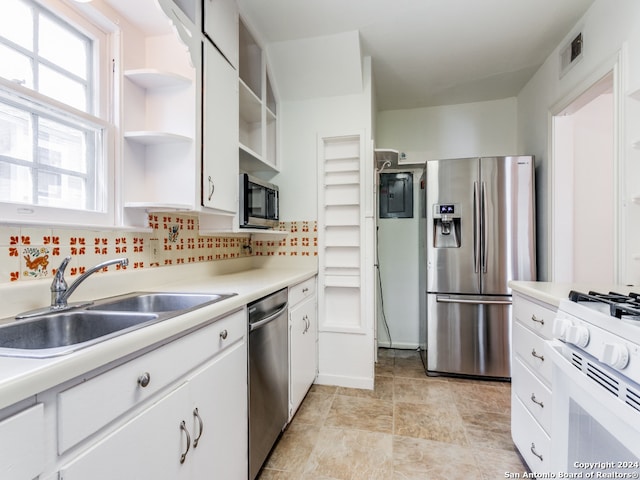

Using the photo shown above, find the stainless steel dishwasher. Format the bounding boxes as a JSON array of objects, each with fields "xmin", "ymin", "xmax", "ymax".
[{"xmin": 248, "ymin": 288, "xmax": 289, "ymax": 480}]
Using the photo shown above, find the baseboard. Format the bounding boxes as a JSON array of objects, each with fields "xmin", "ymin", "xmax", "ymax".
[
  {"xmin": 314, "ymin": 373, "xmax": 374, "ymax": 390},
  {"xmin": 376, "ymin": 340, "xmax": 419, "ymax": 350}
]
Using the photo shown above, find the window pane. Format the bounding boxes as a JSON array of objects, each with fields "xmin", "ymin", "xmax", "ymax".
[
  {"xmin": 39, "ymin": 65, "xmax": 87, "ymax": 111},
  {"xmin": 39, "ymin": 14, "xmax": 88, "ymax": 80},
  {"xmin": 0, "ymin": 0, "xmax": 33, "ymax": 50},
  {"xmin": 0, "ymin": 102, "xmax": 33, "ymax": 162},
  {"xmin": 37, "ymin": 170, "xmax": 86, "ymax": 209},
  {"xmin": 38, "ymin": 117, "xmax": 87, "ymax": 173},
  {"xmin": 0, "ymin": 43, "xmax": 33, "ymax": 88},
  {"xmin": 0, "ymin": 160, "xmax": 33, "ymax": 204}
]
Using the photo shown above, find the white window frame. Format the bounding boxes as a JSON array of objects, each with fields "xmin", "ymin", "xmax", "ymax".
[{"xmin": 0, "ymin": 0, "xmax": 116, "ymax": 228}]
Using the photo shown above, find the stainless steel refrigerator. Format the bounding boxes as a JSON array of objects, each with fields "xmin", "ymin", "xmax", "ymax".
[{"xmin": 419, "ymin": 156, "xmax": 536, "ymax": 379}]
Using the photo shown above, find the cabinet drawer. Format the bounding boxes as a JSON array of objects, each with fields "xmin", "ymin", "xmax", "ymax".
[
  {"xmin": 513, "ymin": 294, "xmax": 555, "ymax": 339},
  {"xmin": 58, "ymin": 308, "xmax": 246, "ymax": 453},
  {"xmin": 289, "ymin": 276, "xmax": 316, "ymax": 307},
  {"xmin": 512, "ymin": 395, "xmax": 551, "ymax": 473},
  {"xmin": 513, "ymin": 321, "xmax": 551, "ymax": 386},
  {"xmin": 0, "ymin": 403, "xmax": 44, "ymax": 480},
  {"xmin": 512, "ymin": 357, "xmax": 552, "ymax": 434}
]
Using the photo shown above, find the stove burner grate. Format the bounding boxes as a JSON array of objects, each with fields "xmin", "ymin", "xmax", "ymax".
[{"xmin": 568, "ymin": 290, "xmax": 640, "ymax": 320}]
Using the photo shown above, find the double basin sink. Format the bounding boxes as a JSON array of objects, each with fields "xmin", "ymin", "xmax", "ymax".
[{"xmin": 0, "ymin": 292, "xmax": 236, "ymax": 358}]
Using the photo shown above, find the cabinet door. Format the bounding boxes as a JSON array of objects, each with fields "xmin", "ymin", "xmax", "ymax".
[
  {"xmin": 203, "ymin": 0, "xmax": 239, "ymax": 69},
  {"xmin": 289, "ymin": 297, "xmax": 317, "ymax": 417},
  {"xmin": 188, "ymin": 339, "xmax": 248, "ymax": 479},
  {"xmin": 0, "ymin": 403, "xmax": 44, "ymax": 480},
  {"xmin": 59, "ymin": 383, "xmax": 190, "ymax": 480},
  {"xmin": 202, "ymin": 39, "xmax": 239, "ymax": 213}
]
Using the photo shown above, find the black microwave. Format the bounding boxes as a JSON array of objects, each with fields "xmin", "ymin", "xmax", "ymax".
[{"xmin": 239, "ymin": 173, "xmax": 279, "ymax": 229}]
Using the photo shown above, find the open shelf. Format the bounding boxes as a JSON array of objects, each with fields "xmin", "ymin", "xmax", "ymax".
[
  {"xmin": 124, "ymin": 69, "xmax": 191, "ymax": 89},
  {"xmin": 124, "ymin": 202, "xmax": 194, "ymax": 211},
  {"xmin": 124, "ymin": 131, "xmax": 192, "ymax": 145}
]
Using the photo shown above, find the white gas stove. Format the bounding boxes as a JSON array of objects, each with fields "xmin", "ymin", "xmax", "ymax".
[{"xmin": 548, "ymin": 290, "xmax": 640, "ymax": 474}]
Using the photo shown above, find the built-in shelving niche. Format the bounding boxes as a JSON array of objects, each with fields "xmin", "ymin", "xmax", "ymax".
[{"xmin": 317, "ymin": 133, "xmax": 365, "ymax": 334}]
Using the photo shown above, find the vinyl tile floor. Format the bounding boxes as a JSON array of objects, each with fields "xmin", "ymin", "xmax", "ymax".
[{"xmin": 257, "ymin": 348, "xmax": 529, "ymax": 480}]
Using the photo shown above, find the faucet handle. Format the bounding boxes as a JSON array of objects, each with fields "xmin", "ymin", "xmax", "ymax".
[
  {"xmin": 57, "ymin": 256, "xmax": 72, "ymax": 274},
  {"xmin": 51, "ymin": 256, "xmax": 71, "ymax": 292}
]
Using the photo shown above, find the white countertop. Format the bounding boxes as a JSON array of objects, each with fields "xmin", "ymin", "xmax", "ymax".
[
  {"xmin": 509, "ymin": 280, "xmax": 640, "ymax": 307},
  {"xmin": 0, "ymin": 262, "xmax": 316, "ymax": 411}
]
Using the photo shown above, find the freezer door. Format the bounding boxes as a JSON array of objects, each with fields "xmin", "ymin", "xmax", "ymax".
[
  {"xmin": 426, "ymin": 157, "xmax": 481, "ymax": 294},
  {"xmin": 480, "ymin": 156, "xmax": 536, "ymax": 294},
  {"xmin": 426, "ymin": 293, "xmax": 512, "ymax": 378}
]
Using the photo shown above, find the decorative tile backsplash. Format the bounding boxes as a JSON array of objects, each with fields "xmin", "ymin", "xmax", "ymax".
[{"xmin": 0, "ymin": 215, "xmax": 317, "ymax": 284}]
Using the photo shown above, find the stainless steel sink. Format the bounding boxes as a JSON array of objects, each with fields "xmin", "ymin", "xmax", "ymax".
[
  {"xmin": 0, "ymin": 311, "xmax": 159, "ymax": 358},
  {"xmin": 0, "ymin": 291, "xmax": 237, "ymax": 358},
  {"xmin": 88, "ymin": 292, "xmax": 235, "ymax": 313}
]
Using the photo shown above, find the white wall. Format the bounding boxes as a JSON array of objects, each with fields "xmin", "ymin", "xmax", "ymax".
[
  {"xmin": 572, "ymin": 94, "xmax": 615, "ymax": 283},
  {"xmin": 376, "ymin": 167, "xmax": 422, "ymax": 349},
  {"xmin": 272, "ymin": 53, "xmax": 376, "ymax": 388},
  {"xmin": 517, "ymin": 0, "xmax": 640, "ymax": 283},
  {"xmin": 376, "ymin": 97, "xmax": 517, "ymax": 161},
  {"xmin": 374, "ymin": 98, "xmax": 518, "ymax": 347}
]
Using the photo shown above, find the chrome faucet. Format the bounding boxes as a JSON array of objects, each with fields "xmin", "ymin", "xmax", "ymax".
[{"xmin": 50, "ymin": 256, "xmax": 129, "ymax": 310}]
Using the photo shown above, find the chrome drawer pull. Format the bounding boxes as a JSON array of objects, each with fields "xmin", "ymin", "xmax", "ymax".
[
  {"xmin": 530, "ymin": 443, "xmax": 543, "ymax": 461},
  {"xmin": 180, "ymin": 420, "xmax": 191, "ymax": 464},
  {"xmin": 531, "ymin": 349, "xmax": 544, "ymax": 362},
  {"xmin": 531, "ymin": 314, "xmax": 544, "ymax": 325},
  {"xmin": 137, "ymin": 372, "xmax": 151, "ymax": 388},
  {"xmin": 193, "ymin": 408, "xmax": 204, "ymax": 448},
  {"xmin": 530, "ymin": 393, "xmax": 544, "ymax": 408},
  {"xmin": 219, "ymin": 329, "xmax": 228, "ymax": 340}
]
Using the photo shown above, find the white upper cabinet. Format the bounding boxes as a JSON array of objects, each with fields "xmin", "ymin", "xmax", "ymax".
[
  {"xmin": 202, "ymin": 40, "xmax": 239, "ymax": 213},
  {"xmin": 203, "ymin": 0, "xmax": 239, "ymax": 69},
  {"xmin": 239, "ymin": 19, "xmax": 279, "ymax": 174}
]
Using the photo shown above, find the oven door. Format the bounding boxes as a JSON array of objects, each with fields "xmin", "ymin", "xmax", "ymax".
[{"xmin": 547, "ymin": 340, "xmax": 640, "ymax": 474}]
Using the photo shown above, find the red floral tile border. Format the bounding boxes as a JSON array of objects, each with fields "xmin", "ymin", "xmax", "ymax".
[{"xmin": 0, "ymin": 216, "xmax": 318, "ymax": 283}]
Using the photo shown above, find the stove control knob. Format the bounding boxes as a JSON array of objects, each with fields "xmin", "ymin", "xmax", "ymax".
[
  {"xmin": 599, "ymin": 343, "xmax": 629, "ymax": 370},
  {"xmin": 566, "ymin": 325, "xmax": 590, "ymax": 348},
  {"xmin": 552, "ymin": 317, "xmax": 572, "ymax": 341}
]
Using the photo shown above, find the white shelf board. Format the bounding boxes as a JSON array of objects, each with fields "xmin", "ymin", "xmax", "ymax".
[
  {"xmin": 124, "ymin": 202, "xmax": 194, "ymax": 211},
  {"xmin": 239, "ymin": 79, "xmax": 262, "ymax": 123},
  {"xmin": 124, "ymin": 131, "xmax": 192, "ymax": 145},
  {"xmin": 239, "ymin": 144, "xmax": 279, "ymax": 174},
  {"xmin": 124, "ymin": 69, "xmax": 192, "ymax": 89}
]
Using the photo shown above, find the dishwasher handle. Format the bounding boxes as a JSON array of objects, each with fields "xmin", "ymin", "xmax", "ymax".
[{"xmin": 249, "ymin": 303, "xmax": 288, "ymax": 332}]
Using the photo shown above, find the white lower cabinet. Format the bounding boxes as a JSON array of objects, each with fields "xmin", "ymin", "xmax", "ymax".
[
  {"xmin": 0, "ymin": 402, "xmax": 45, "ymax": 480},
  {"xmin": 60, "ymin": 339, "xmax": 247, "ymax": 480},
  {"xmin": 59, "ymin": 382, "xmax": 191, "ymax": 479},
  {"xmin": 288, "ymin": 276, "xmax": 318, "ymax": 419},
  {"xmin": 40, "ymin": 308, "xmax": 248, "ymax": 480},
  {"xmin": 511, "ymin": 292, "xmax": 556, "ymax": 472},
  {"xmin": 188, "ymin": 338, "xmax": 247, "ymax": 479}
]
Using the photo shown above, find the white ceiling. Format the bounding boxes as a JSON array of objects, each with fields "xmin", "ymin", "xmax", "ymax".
[{"xmin": 237, "ymin": 0, "xmax": 595, "ymax": 111}]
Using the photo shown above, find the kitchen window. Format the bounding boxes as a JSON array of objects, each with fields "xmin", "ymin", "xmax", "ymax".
[{"xmin": 0, "ymin": 0, "xmax": 114, "ymax": 226}]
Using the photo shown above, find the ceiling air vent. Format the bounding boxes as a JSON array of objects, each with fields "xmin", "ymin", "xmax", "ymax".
[{"xmin": 560, "ymin": 32, "xmax": 583, "ymax": 77}]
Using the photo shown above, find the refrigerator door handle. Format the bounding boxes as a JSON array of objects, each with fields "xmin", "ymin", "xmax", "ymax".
[
  {"xmin": 436, "ymin": 295, "xmax": 512, "ymax": 306},
  {"xmin": 473, "ymin": 181, "xmax": 481, "ymax": 273},
  {"xmin": 481, "ymin": 181, "xmax": 488, "ymax": 273}
]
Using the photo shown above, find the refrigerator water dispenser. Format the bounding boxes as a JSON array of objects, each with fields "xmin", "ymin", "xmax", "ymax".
[{"xmin": 432, "ymin": 204, "xmax": 460, "ymax": 248}]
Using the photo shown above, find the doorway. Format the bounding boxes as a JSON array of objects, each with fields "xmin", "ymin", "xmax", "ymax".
[{"xmin": 551, "ymin": 71, "xmax": 617, "ymax": 283}]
